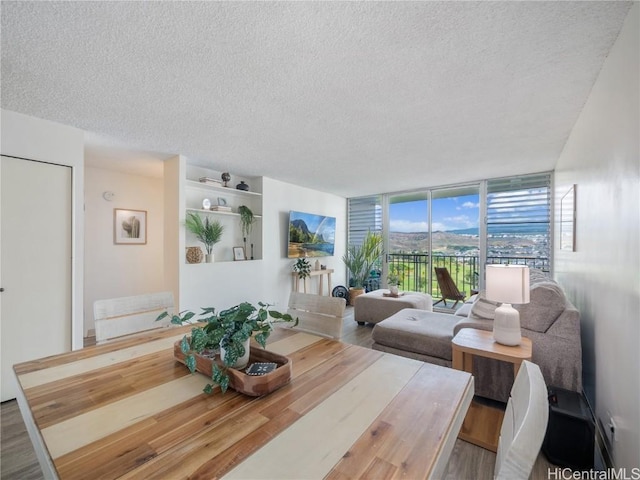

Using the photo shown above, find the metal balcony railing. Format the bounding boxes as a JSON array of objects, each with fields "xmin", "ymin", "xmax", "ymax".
[{"xmin": 385, "ymin": 254, "xmax": 549, "ymax": 300}]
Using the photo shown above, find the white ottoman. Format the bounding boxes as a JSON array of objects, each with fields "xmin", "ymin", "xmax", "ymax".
[{"xmin": 353, "ymin": 289, "xmax": 433, "ymax": 325}]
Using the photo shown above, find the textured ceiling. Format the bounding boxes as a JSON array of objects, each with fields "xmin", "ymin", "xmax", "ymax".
[{"xmin": 1, "ymin": 1, "xmax": 632, "ymax": 197}]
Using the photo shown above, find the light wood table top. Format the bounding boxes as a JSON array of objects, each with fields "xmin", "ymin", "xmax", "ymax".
[{"xmin": 14, "ymin": 324, "xmax": 473, "ymax": 480}]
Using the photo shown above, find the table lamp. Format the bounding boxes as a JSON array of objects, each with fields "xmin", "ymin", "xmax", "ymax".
[{"xmin": 486, "ymin": 264, "xmax": 530, "ymax": 346}]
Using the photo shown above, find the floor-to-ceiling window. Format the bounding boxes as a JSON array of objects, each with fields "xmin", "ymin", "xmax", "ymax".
[{"xmin": 347, "ymin": 172, "xmax": 551, "ymax": 301}]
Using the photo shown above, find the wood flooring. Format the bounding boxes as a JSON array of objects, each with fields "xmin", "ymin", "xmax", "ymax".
[{"xmin": 1, "ymin": 306, "xmax": 557, "ymax": 480}]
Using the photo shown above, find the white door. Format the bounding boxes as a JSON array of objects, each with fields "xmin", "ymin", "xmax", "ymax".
[{"xmin": 0, "ymin": 156, "xmax": 72, "ymax": 401}]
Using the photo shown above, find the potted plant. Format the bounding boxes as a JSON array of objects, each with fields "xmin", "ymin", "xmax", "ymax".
[
  {"xmin": 387, "ymin": 272, "xmax": 401, "ymax": 296},
  {"xmin": 293, "ymin": 258, "xmax": 311, "ymax": 280},
  {"xmin": 342, "ymin": 230, "xmax": 384, "ymax": 304},
  {"xmin": 238, "ymin": 205, "xmax": 256, "ymax": 259},
  {"xmin": 185, "ymin": 212, "xmax": 224, "ymax": 263},
  {"xmin": 157, "ymin": 302, "xmax": 298, "ymax": 394}
]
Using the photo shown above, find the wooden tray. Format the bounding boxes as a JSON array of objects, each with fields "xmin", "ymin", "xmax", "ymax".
[{"xmin": 173, "ymin": 341, "xmax": 292, "ymax": 396}]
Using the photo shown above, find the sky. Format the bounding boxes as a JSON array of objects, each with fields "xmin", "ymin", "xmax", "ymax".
[{"xmin": 389, "ymin": 194, "xmax": 480, "ymax": 233}]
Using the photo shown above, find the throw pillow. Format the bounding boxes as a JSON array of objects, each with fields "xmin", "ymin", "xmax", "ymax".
[
  {"xmin": 515, "ymin": 281, "xmax": 566, "ymax": 333},
  {"xmin": 470, "ymin": 291, "xmax": 499, "ymax": 320}
]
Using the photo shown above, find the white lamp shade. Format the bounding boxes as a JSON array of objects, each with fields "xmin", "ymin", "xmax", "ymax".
[{"xmin": 485, "ymin": 265, "xmax": 530, "ymax": 305}]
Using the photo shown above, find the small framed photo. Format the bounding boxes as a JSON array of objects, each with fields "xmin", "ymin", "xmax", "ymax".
[
  {"xmin": 217, "ymin": 197, "xmax": 227, "ymax": 206},
  {"xmin": 114, "ymin": 209, "xmax": 147, "ymax": 245},
  {"xmin": 233, "ymin": 246, "xmax": 246, "ymax": 261}
]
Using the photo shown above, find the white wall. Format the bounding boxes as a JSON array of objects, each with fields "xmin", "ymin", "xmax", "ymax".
[
  {"xmin": 554, "ymin": 5, "xmax": 639, "ymax": 469},
  {"xmin": 84, "ymin": 167, "xmax": 165, "ymax": 335},
  {"xmin": 1, "ymin": 109, "xmax": 85, "ymax": 350},
  {"xmin": 178, "ymin": 175, "xmax": 347, "ymax": 314}
]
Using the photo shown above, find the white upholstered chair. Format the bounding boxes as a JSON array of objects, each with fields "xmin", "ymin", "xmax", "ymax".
[
  {"xmin": 287, "ymin": 291, "xmax": 346, "ymax": 339},
  {"xmin": 94, "ymin": 291, "xmax": 174, "ymax": 343},
  {"xmin": 494, "ymin": 360, "xmax": 549, "ymax": 479}
]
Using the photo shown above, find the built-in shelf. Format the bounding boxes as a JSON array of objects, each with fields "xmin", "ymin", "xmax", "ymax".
[
  {"xmin": 186, "ymin": 207, "xmax": 263, "ymax": 218},
  {"xmin": 185, "ymin": 180, "xmax": 262, "ymax": 197}
]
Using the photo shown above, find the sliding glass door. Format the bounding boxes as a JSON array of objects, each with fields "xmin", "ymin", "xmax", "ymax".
[{"xmin": 386, "ymin": 185, "xmax": 480, "ymax": 301}]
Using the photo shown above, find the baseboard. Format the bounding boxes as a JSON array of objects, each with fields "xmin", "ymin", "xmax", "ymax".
[{"xmin": 583, "ymin": 390, "xmax": 613, "ymax": 470}]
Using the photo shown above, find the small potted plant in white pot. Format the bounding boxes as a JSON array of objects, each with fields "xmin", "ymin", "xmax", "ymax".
[{"xmin": 185, "ymin": 212, "xmax": 224, "ymax": 263}]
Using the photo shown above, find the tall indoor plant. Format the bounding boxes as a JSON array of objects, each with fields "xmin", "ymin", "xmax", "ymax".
[
  {"xmin": 342, "ymin": 230, "xmax": 384, "ymax": 303},
  {"xmin": 185, "ymin": 212, "xmax": 224, "ymax": 263}
]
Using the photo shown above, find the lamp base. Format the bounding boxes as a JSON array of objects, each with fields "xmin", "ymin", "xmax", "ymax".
[{"xmin": 492, "ymin": 303, "xmax": 522, "ymax": 346}]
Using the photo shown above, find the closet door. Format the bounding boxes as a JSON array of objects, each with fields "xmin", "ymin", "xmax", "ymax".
[{"xmin": 0, "ymin": 156, "xmax": 72, "ymax": 401}]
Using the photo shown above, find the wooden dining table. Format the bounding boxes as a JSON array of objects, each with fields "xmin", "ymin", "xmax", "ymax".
[{"xmin": 14, "ymin": 324, "xmax": 474, "ymax": 479}]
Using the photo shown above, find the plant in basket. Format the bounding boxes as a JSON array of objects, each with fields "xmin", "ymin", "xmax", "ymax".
[{"xmin": 157, "ymin": 302, "xmax": 297, "ymax": 394}]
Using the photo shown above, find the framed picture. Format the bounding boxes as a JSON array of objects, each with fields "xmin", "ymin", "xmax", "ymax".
[
  {"xmin": 114, "ymin": 209, "xmax": 147, "ymax": 245},
  {"xmin": 560, "ymin": 185, "xmax": 576, "ymax": 251},
  {"xmin": 217, "ymin": 197, "xmax": 227, "ymax": 206},
  {"xmin": 233, "ymin": 246, "xmax": 246, "ymax": 261}
]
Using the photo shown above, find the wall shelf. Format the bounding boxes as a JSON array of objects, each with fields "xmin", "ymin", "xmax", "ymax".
[
  {"xmin": 185, "ymin": 180, "xmax": 262, "ymax": 197},
  {"xmin": 186, "ymin": 207, "xmax": 263, "ymax": 219}
]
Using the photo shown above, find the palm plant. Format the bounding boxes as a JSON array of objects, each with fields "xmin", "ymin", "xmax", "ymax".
[
  {"xmin": 342, "ymin": 231, "xmax": 384, "ymax": 289},
  {"xmin": 185, "ymin": 212, "xmax": 224, "ymax": 255}
]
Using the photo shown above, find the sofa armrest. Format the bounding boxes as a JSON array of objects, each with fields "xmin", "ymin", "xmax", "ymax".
[{"xmin": 522, "ymin": 327, "xmax": 582, "ymax": 392}]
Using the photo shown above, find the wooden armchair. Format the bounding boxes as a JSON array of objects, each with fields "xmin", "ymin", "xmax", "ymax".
[{"xmin": 434, "ymin": 267, "xmax": 466, "ymax": 308}]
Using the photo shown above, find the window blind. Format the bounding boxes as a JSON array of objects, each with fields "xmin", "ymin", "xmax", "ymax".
[{"xmin": 347, "ymin": 195, "xmax": 382, "ymax": 246}]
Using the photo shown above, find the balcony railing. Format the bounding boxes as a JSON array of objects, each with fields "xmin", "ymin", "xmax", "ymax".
[{"xmin": 383, "ymin": 253, "xmax": 549, "ymax": 300}]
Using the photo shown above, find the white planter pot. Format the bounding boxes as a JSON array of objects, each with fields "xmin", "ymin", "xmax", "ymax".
[
  {"xmin": 220, "ymin": 337, "xmax": 251, "ymax": 369},
  {"xmin": 205, "ymin": 253, "xmax": 214, "ymax": 263},
  {"xmin": 389, "ymin": 285, "xmax": 399, "ymax": 295}
]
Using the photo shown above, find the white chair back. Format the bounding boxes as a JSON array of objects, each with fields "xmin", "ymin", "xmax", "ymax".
[
  {"xmin": 287, "ymin": 292, "xmax": 346, "ymax": 339},
  {"xmin": 94, "ymin": 291, "xmax": 174, "ymax": 343},
  {"xmin": 494, "ymin": 360, "xmax": 549, "ymax": 479}
]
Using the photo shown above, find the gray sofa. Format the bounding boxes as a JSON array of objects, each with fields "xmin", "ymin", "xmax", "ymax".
[{"xmin": 372, "ymin": 270, "xmax": 582, "ymax": 403}]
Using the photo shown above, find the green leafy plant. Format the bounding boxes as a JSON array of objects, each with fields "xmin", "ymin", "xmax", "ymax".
[
  {"xmin": 293, "ymin": 258, "xmax": 311, "ymax": 279},
  {"xmin": 185, "ymin": 212, "xmax": 224, "ymax": 255},
  {"xmin": 342, "ymin": 231, "xmax": 384, "ymax": 289},
  {"xmin": 157, "ymin": 302, "xmax": 298, "ymax": 394},
  {"xmin": 238, "ymin": 205, "xmax": 255, "ymax": 239}
]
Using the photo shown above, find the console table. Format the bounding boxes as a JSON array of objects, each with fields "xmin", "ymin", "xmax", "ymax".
[
  {"xmin": 452, "ymin": 328, "xmax": 532, "ymax": 452},
  {"xmin": 292, "ymin": 268, "xmax": 334, "ymax": 296}
]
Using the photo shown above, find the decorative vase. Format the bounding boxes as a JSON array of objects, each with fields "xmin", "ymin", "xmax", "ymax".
[
  {"xmin": 221, "ymin": 172, "xmax": 231, "ymax": 187},
  {"xmin": 205, "ymin": 253, "xmax": 215, "ymax": 263},
  {"xmin": 186, "ymin": 246, "xmax": 203, "ymax": 264},
  {"xmin": 220, "ymin": 337, "xmax": 251, "ymax": 369},
  {"xmin": 236, "ymin": 181, "xmax": 249, "ymax": 191},
  {"xmin": 389, "ymin": 285, "xmax": 399, "ymax": 295}
]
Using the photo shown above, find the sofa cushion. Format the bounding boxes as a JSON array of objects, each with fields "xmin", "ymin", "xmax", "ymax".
[
  {"xmin": 469, "ymin": 291, "xmax": 499, "ymax": 320},
  {"xmin": 515, "ymin": 281, "xmax": 566, "ymax": 332},
  {"xmin": 372, "ymin": 309, "xmax": 459, "ymax": 361}
]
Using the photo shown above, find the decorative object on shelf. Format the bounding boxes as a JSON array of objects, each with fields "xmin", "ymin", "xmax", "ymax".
[
  {"xmin": 486, "ymin": 264, "xmax": 530, "ymax": 346},
  {"xmin": 199, "ymin": 177, "xmax": 223, "ymax": 187},
  {"xmin": 114, "ymin": 208, "xmax": 147, "ymax": 245},
  {"xmin": 202, "ymin": 198, "xmax": 211, "ymax": 209},
  {"xmin": 186, "ymin": 246, "xmax": 203, "ymax": 264},
  {"xmin": 238, "ymin": 205, "xmax": 256, "ymax": 259},
  {"xmin": 210, "ymin": 205, "xmax": 232, "ymax": 212},
  {"xmin": 157, "ymin": 302, "xmax": 298, "ymax": 394},
  {"xmin": 185, "ymin": 212, "xmax": 224, "ymax": 263},
  {"xmin": 221, "ymin": 172, "xmax": 231, "ymax": 187},
  {"xmin": 342, "ymin": 230, "xmax": 383, "ymax": 304},
  {"xmin": 233, "ymin": 246, "xmax": 246, "ymax": 261},
  {"xmin": 293, "ymin": 258, "xmax": 311, "ymax": 280},
  {"xmin": 236, "ymin": 180, "xmax": 249, "ymax": 191},
  {"xmin": 314, "ymin": 259, "xmax": 321, "ymax": 271},
  {"xmin": 217, "ymin": 197, "xmax": 227, "ymax": 206}
]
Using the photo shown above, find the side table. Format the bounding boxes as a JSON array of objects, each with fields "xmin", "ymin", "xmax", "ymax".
[{"xmin": 452, "ymin": 328, "xmax": 532, "ymax": 452}]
